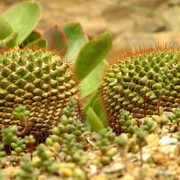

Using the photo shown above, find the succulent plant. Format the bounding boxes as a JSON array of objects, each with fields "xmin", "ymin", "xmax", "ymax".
[
  {"xmin": 95, "ymin": 127, "xmax": 117, "ymax": 165},
  {"xmin": 34, "ymin": 144, "xmax": 55, "ymax": 174},
  {"xmin": 101, "ymin": 47, "xmax": 180, "ymax": 134},
  {"xmin": 119, "ymin": 110, "xmax": 139, "ymax": 137},
  {"xmin": 13, "ymin": 155, "xmax": 38, "ymax": 180},
  {"xmin": 45, "ymin": 99, "xmax": 87, "ymax": 165},
  {"xmin": 0, "ymin": 48, "xmax": 81, "ymax": 141}
]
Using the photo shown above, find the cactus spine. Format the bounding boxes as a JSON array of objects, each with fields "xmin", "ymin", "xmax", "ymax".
[
  {"xmin": 101, "ymin": 47, "xmax": 180, "ymax": 134},
  {"xmin": 0, "ymin": 48, "xmax": 81, "ymax": 141}
]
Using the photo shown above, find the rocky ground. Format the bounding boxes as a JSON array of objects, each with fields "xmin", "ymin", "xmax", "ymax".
[{"xmin": 0, "ymin": 0, "xmax": 180, "ymax": 60}]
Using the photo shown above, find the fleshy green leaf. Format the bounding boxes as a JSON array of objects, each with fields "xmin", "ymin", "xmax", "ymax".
[
  {"xmin": 74, "ymin": 32, "xmax": 112, "ymax": 80},
  {"xmin": 86, "ymin": 107, "xmax": 104, "ymax": 132},
  {"xmin": 62, "ymin": 23, "xmax": 88, "ymax": 62},
  {"xmin": 80, "ymin": 60, "xmax": 107, "ymax": 98},
  {"xmin": 1, "ymin": 1, "xmax": 41, "ymax": 44},
  {"xmin": 0, "ymin": 32, "xmax": 18, "ymax": 49},
  {"xmin": 26, "ymin": 38, "xmax": 47, "ymax": 49},
  {"xmin": 0, "ymin": 18, "xmax": 13, "ymax": 40},
  {"xmin": 84, "ymin": 91, "xmax": 108, "ymax": 127},
  {"xmin": 90, "ymin": 96, "xmax": 108, "ymax": 127},
  {"xmin": 21, "ymin": 31, "xmax": 41, "ymax": 47},
  {"xmin": 43, "ymin": 25, "xmax": 68, "ymax": 56}
]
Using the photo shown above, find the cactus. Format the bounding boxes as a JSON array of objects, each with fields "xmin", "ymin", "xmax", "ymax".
[
  {"xmin": 0, "ymin": 48, "xmax": 81, "ymax": 141},
  {"xmin": 101, "ymin": 47, "xmax": 180, "ymax": 134}
]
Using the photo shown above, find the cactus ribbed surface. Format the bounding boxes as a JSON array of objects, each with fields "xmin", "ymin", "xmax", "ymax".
[
  {"xmin": 101, "ymin": 48, "xmax": 180, "ymax": 134},
  {"xmin": 0, "ymin": 48, "xmax": 81, "ymax": 141}
]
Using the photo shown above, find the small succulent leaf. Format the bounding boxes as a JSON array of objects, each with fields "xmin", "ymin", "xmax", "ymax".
[
  {"xmin": 86, "ymin": 107, "xmax": 104, "ymax": 132},
  {"xmin": 0, "ymin": 18, "xmax": 13, "ymax": 40},
  {"xmin": 26, "ymin": 38, "xmax": 47, "ymax": 49},
  {"xmin": 91, "ymin": 96, "xmax": 108, "ymax": 127},
  {"xmin": 21, "ymin": 31, "xmax": 41, "ymax": 47},
  {"xmin": 74, "ymin": 32, "xmax": 112, "ymax": 80},
  {"xmin": 62, "ymin": 23, "xmax": 88, "ymax": 62},
  {"xmin": 5, "ymin": 32, "xmax": 19, "ymax": 48},
  {"xmin": 43, "ymin": 25, "xmax": 68, "ymax": 56},
  {"xmin": 80, "ymin": 60, "xmax": 108, "ymax": 98},
  {"xmin": 1, "ymin": 1, "xmax": 41, "ymax": 44},
  {"xmin": 0, "ymin": 32, "xmax": 19, "ymax": 49},
  {"xmin": 84, "ymin": 91, "xmax": 99, "ymax": 112},
  {"xmin": 84, "ymin": 91, "xmax": 108, "ymax": 127}
]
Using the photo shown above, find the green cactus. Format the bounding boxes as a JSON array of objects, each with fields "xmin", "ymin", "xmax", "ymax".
[
  {"xmin": 0, "ymin": 48, "xmax": 81, "ymax": 141},
  {"xmin": 101, "ymin": 47, "xmax": 180, "ymax": 134}
]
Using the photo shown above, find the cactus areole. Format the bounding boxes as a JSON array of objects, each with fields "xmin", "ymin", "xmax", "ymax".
[
  {"xmin": 101, "ymin": 47, "xmax": 180, "ymax": 135},
  {"xmin": 0, "ymin": 48, "xmax": 81, "ymax": 141}
]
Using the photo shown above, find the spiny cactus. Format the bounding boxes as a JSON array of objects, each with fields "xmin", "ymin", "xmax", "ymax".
[
  {"xmin": 101, "ymin": 47, "xmax": 180, "ymax": 134},
  {"xmin": 0, "ymin": 48, "xmax": 81, "ymax": 141}
]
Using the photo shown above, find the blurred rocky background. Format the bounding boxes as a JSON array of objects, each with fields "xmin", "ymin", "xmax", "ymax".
[{"xmin": 0, "ymin": 0, "xmax": 180, "ymax": 60}]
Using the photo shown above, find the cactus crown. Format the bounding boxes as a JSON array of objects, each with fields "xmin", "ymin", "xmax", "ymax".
[
  {"xmin": 101, "ymin": 47, "xmax": 180, "ymax": 134},
  {"xmin": 0, "ymin": 48, "xmax": 81, "ymax": 141}
]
